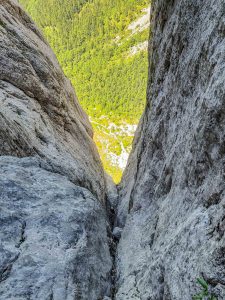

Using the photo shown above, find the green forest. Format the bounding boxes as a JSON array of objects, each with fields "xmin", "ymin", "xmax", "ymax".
[{"xmin": 19, "ymin": 0, "xmax": 150, "ymax": 182}]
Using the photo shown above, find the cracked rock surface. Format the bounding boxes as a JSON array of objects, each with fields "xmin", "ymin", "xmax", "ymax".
[
  {"xmin": 0, "ymin": 156, "xmax": 112, "ymax": 300},
  {"xmin": 0, "ymin": 1, "xmax": 113, "ymax": 299},
  {"xmin": 116, "ymin": 0, "xmax": 225, "ymax": 299}
]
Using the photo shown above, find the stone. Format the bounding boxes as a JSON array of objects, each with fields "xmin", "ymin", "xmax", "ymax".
[
  {"xmin": 0, "ymin": 156, "xmax": 112, "ymax": 300},
  {"xmin": 1, "ymin": 0, "xmax": 225, "ymax": 299},
  {"xmin": 116, "ymin": 0, "xmax": 225, "ymax": 299},
  {"xmin": 0, "ymin": 0, "xmax": 106, "ymax": 202},
  {"xmin": 112, "ymin": 227, "xmax": 123, "ymax": 241},
  {"xmin": 0, "ymin": 2, "xmax": 114, "ymax": 299},
  {"xmin": 105, "ymin": 174, "xmax": 119, "ymax": 211}
]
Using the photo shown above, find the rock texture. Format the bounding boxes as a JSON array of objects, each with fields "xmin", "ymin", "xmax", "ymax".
[
  {"xmin": 0, "ymin": 1, "xmax": 113, "ymax": 299},
  {"xmin": 0, "ymin": 156, "xmax": 111, "ymax": 300},
  {"xmin": 0, "ymin": 0, "xmax": 105, "ymax": 202},
  {"xmin": 2, "ymin": 0, "xmax": 225, "ymax": 299},
  {"xmin": 116, "ymin": 0, "xmax": 225, "ymax": 299}
]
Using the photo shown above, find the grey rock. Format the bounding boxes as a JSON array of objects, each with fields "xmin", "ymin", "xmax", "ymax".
[
  {"xmin": 2, "ymin": 0, "xmax": 225, "ymax": 299},
  {"xmin": 116, "ymin": 0, "xmax": 225, "ymax": 299},
  {"xmin": 105, "ymin": 174, "xmax": 118, "ymax": 211},
  {"xmin": 0, "ymin": 156, "xmax": 112, "ymax": 300},
  {"xmin": 0, "ymin": 2, "xmax": 114, "ymax": 299},
  {"xmin": 112, "ymin": 227, "xmax": 123, "ymax": 240},
  {"xmin": 0, "ymin": 0, "xmax": 106, "ymax": 202}
]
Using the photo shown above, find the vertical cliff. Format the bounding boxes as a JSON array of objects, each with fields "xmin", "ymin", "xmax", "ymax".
[
  {"xmin": 116, "ymin": 0, "xmax": 225, "ymax": 299},
  {"xmin": 0, "ymin": 1, "xmax": 113, "ymax": 299},
  {"xmin": 0, "ymin": 0, "xmax": 106, "ymax": 202}
]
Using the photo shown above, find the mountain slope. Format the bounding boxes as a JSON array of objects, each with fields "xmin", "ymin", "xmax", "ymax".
[{"xmin": 18, "ymin": 0, "xmax": 150, "ymax": 182}]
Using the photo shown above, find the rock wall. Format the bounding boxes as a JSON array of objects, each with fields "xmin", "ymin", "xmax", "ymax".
[
  {"xmin": 0, "ymin": 156, "xmax": 112, "ymax": 300},
  {"xmin": 0, "ymin": 1, "xmax": 113, "ymax": 299},
  {"xmin": 116, "ymin": 0, "xmax": 225, "ymax": 299},
  {"xmin": 0, "ymin": 0, "xmax": 105, "ymax": 202}
]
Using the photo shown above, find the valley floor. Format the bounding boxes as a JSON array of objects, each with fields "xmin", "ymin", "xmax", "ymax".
[{"xmin": 91, "ymin": 116, "xmax": 137, "ymax": 183}]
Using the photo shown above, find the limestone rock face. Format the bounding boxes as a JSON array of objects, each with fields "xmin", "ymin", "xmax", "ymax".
[
  {"xmin": 0, "ymin": 156, "xmax": 112, "ymax": 300},
  {"xmin": 0, "ymin": 0, "xmax": 105, "ymax": 202},
  {"xmin": 116, "ymin": 0, "xmax": 225, "ymax": 299},
  {"xmin": 0, "ymin": 1, "xmax": 113, "ymax": 299}
]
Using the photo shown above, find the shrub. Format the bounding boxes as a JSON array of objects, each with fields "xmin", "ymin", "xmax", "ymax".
[{"xmin": 192, "ymin": 278, "xmax": 217, "ymax": 300}]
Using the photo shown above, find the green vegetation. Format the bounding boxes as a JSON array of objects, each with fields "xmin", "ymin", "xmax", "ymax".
[
  {"xmin": 193, "ymin": 278, "xmax": 217, "ymax": 300},
  {"xmin": 19, "ymin": 0, "xmax": 149, "ymax": 182},
  {"xmin": 0, "ymin": 19, "xmax": 6, "ymax": 28}
]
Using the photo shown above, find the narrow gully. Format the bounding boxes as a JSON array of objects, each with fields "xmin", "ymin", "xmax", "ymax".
[{"xmin": 105, "ymin": 182, "xmax": 121, "ymax": 300}]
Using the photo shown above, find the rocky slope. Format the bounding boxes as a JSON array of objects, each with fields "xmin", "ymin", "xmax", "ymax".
[
  {"xmin": 0, "ymin": 1, "xmax": 113, "ymax": 299},
  {"xmin": 116, "ymin": 0, "xmax": 225, "ymax": 299}
]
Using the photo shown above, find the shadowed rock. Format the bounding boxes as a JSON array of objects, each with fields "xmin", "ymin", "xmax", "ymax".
[
  {"xmin": 116, "ymin": 0, "xmax": 225, "ymax": 299},
  {"xmin": 0, "ymin": 1, "xmax": 113, "ymax": 299}
]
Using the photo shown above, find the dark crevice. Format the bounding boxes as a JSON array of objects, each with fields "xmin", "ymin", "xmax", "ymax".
[
  {"xmin": 133, "ymin": 271, "xmax": 141, "ymax": 297},
  {"xmin": 108, "ymin": 234, "xmax": 118, "ymax": 299},
  {"xmin": 0, "ymin": 219, "xmax": 26, "ymax": 284},
  {"xmin": 105, "ymin": 186, "xmax": 120, "ymax": 300},
  {"xmin": 16, "ymin": 220, "xmax": 26, "ymax": 248},
  {"xmin": 49, "ymin": 291, "xmax": 54, "ymax": 300},
  {"xmin": 0, "ymin": 253, "xmax": 20, "ymax": 283},
  {"xmin": 204, "ymin": 190, "xmax": 223, "ymax": 208},
  {"xmin": 149, "ymin": 215, "xmax": 159, "ymax": 248}
]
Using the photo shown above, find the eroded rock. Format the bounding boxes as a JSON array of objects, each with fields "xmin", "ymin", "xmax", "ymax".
[
  {"xmin": 0, "ymin": 0, "xmax": 105, "ymax": 202},
  {"xmin": 0, "ymin": 156, "xmax": 112, "ymax": 300},
  {"xmin": 116, "ymin": 0, "xmax": 225, "ymax": 299},
  {"xmin": 0, "ymin": 1, "xmax": 113, "ymax": 299}
]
